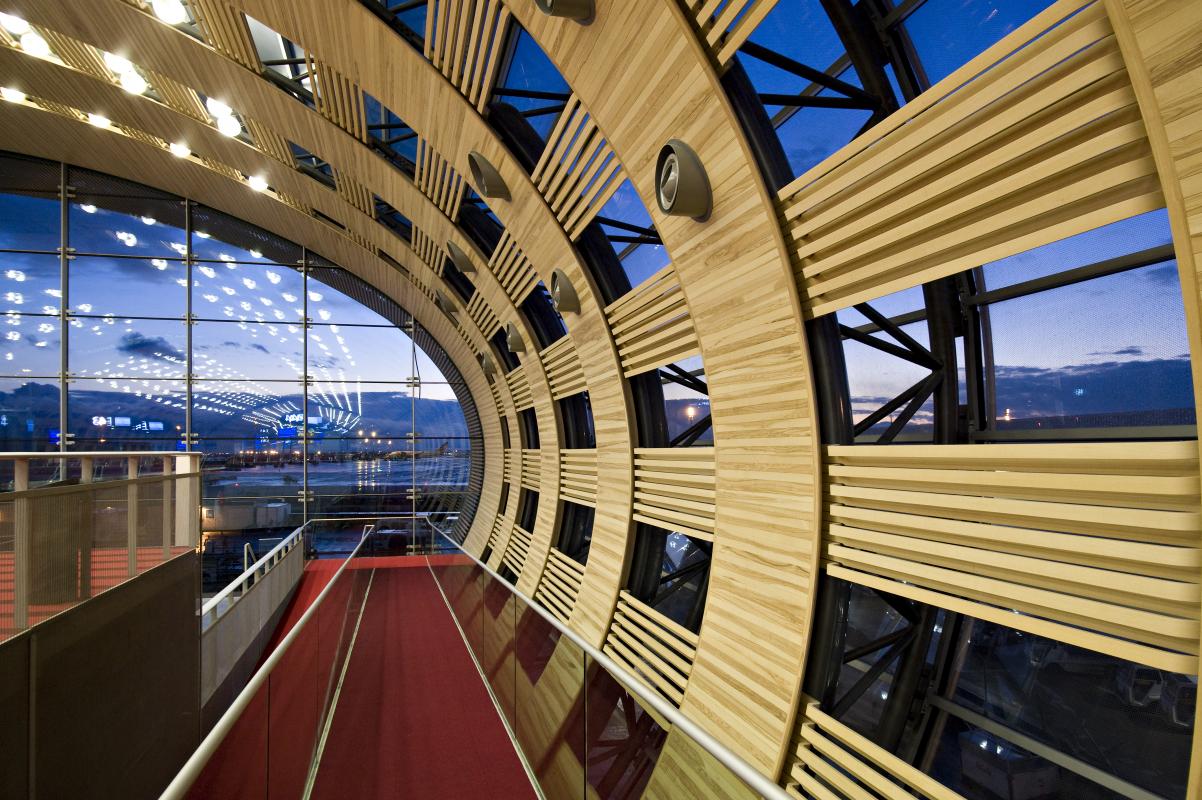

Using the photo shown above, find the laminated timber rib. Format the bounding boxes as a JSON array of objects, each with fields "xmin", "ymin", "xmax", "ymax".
[{"xmin": 5, "ymin": 0, "xmax": 1202, "ymax": 795}]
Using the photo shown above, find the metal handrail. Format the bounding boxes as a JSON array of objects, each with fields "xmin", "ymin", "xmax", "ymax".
[
  {"xmin": 425, "ymin": 525, "xmax": 795, "ymax": 800},
  {"xmin": 199, "ymin": 515, "xmax": 433, "ymax": 623},
  {"xmin": 160, "ymin": 526, "xmax": 374, "ymax": 800}
]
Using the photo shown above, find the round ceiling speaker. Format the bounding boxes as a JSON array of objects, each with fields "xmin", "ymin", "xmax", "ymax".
[
  {"xmin": 505, "ymin": 322, "xmax": 526, "ymax": 354},
  {"xmin": 447, "ymin": 240, "xmax": 475, "ymax": 275},
  {"xmin": 656, "ymin": 139, "xmax": 710, "ymax": 220},
  {"xmin": 468, "ymin": 151, "xmax": 509, "ymax": 200},
  {"xmin": 550, "ymin": 269, "xmax": 579, "ymax": 313},
  {"xmin": 534, "ymin": 0, "xmax": 593, "ymax": 22},
  {"xmin": 478, "ymin": 352, "xmax": 496, "ymax": 377}
]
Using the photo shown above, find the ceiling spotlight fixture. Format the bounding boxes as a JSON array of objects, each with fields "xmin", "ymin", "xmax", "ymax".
[
  {"xmin": 216, "ymin": 114, "xmax": 241, "ymax": 138},
  {"xmin": 103, "ymin": 51, "xmax": 133, "ymax": 74},
  {"xmin": 466, "ymin": 151, "xmax": 509, "ymax": 200},
  {"xmin": 0, "ymin": 87, "xmax": 25, "ymax": 103},
  {"xmin": 550, "ymin": 268, "xmax": 579, "ymax": 313},
  {"xmin": 119, "ymin": 70, "xmax": 148, "ymax": 95},
  {"xmin": 446, "ymin": 241, "xmax": 475, "ymax": 275},
  {"xmin": 168, "ymin": 141, "xmax": 190, "ymax": 158},
  {"xmin": 151, "ymin": 0, "xmax": 189, "ymax": 25},
  {"xmin": 205, "ymin": 97, "xmax": 232, "ymax": 118},
  {"xmin": 19, "ymin": 31, "xmax": 51, "ymax": 59},
  {"xmin": 87, "ymin": 113, "xmax": 111, "ymax": 128},
  {"xmin": 0, "ymin": 12, "xmax": 30, "ymax": 35},
  {"xmin": 534, "ymin": 0, "xmax": 594, "ymax": 22},
  {"xmin": 141, "ymin": 216, "xmax": 157, "ymax": 226},
  {"xmin": 655, "ymin": 139, "xmax": 711, "ymax": 220},
  {"xmin": 247, "ymin": 174, "xmax": 269, "ymax": 192}
]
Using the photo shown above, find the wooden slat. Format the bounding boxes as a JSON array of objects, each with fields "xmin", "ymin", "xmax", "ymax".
[
  {"xmin": 540, "ymin": 336, "xmax": 587, "ymax": 399},
  {"xmin": 467, "ymin": 292, "xmax": 502, "ymax": 338},
  {"xmin": 488, "ymin": 231, "xmax": 539, "ymax": 304},
  {"xmin": 605, "ymin": 265, "xmax": 699, "ymax": 378},
  {"xmin": 426, "ymin": 0, "xmax": 510, "ymax": 111},
  {"xmin": 559, "ymin": 449, "xmax": 597, "ymax": 506},
  {"xmin": 823, "ymin": 442, "xmax": 1202, "ymax": 669},
  {"xmin": 414, "ymin": 137, "xmax": 466, "ymax": 219},
  {"xmin": 189, "ymin": 0, "xmax": 261, "ymax": 70},
  {"xmin": 504, "ymin": 366, "xmax": 533, "ymax": 411},
  {"xmin": 633, "ymin": 448, "xmax": 717, "ymax": 541}
]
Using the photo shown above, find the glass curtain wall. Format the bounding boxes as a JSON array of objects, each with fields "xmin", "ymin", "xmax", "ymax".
[{"xmin": 0, "ymin": 151, "xmax": 482, "ymax": 587}]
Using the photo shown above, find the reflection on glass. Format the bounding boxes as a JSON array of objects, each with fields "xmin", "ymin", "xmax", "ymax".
[
  {"xmin": 192, "ymin": 260, "xmax": 304, "ymax": 322},
  {"xmin": 307, "ymin": 324, "xmax": 416, "ymax": 383},
  {"xmin": 0, "ymin": 192, "xmax": 59, "ymax": 252},
  {"xmin": 68, "ymin": 317, "xmax": 187, "ymax": 379},
  {"xmin": 70, "ymin": 256, "xmax": 186, "ymax": 318},
  {"xmin": 190, "ymin": 381, "xmax": 304, "ymax": 440},
  {"xmin": 0, "ymin": 312, "xmax": 60, "ymax": 378},
  {"xmin": 0, "ymin": 378, "xmax": 59, "ymax": 451},
  {"xmin": 193, "ymin": 320, "xmax": 304, "ymax": 381},
  {"xmin": 191, "ymin": 205, "xmax": 302, "ymax": 265},
  {"xmin": 0, "ymin": 252, "xmax": 61, "ymax": 313},
  {"xmin": 69, "ymin": 195, "xmax": 185, "ymax": 257},
  {"xmin": 68, "ymin": 377, "xmax": 186, "ymax": 443}
]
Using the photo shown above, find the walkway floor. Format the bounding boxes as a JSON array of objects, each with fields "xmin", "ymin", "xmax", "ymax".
[{"xmin": 310, "ymin": 557, "xmax": 536, "ymax": 800}]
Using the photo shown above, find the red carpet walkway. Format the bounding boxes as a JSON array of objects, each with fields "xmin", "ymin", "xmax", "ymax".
[{"xmin": 310, "ymin": 558, "xmax": 536, "ymax": 800}]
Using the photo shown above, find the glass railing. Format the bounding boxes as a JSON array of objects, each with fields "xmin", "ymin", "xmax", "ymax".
[
  {"xmin": 163, "ymin": 524, "xmax": 374, "ymax": 800},
  {"xmin": 424, "ymin": 529, "xmax": 793, "ymax": 800}
]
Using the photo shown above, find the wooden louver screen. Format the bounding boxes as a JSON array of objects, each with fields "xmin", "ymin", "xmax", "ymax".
[
  {"xmin": 778, "ymin": 0, "xmax": 1162, "ymax": 317},
  {"xmin": 603, "ymin": 591, "xmax": 698, "ymax": 707},
  {"xmin": 424, "ymin": 0, "xmax": 511, "ymax": 112},
  {"xmin": 823, "ymin": 441, "xmax": 1202, "ymax": 672},
  {"xmin": 605, "ymin": 265, "xmax": 700, "ymax": 377},
  {"xmin": 540, "ymin": 337, "xmax": 587, "ymax": 400},
  {"xmin": 188, "ymin": 0, "xmax": 261, "ymax": 70},
  {"xmin": 501, "ymin": 525, "xmax": 533, "ymax": 577},
  {"xmin": 306, "ymin": 55, "xmax": 368, "ymax": 141},
  {"xmin": 559, "ymin": 449, "xmax": 597, "ymax": 507},
  {"xmin": 504, "ymin": 366, "xmax": 533, "ymax": 411},
  {"xmin": 467, "ymin": 293, "xmax": 502, "ymax": 338},
  {"xmin": 535, "ymin": 548, "xmax": 584, "ymax": 623},
  {"xmin": 530, "ymin": 95, "xmax": 627, "ymax": 240},
  {"xmin": 633, "ymin": 448, "xmax": 716, "ymax": 541},
  {"xmin": 415, "ymin": 138, "xmax": 467, "ymax": 219},
  {"xmin": 519, "ymin": 449, "xmax": 541, "ymax": 491},
  {"xmin": 688, "ymin": 0, "xmax": 781, "ymax": 66},
  {"xmin": 488, "ymin": 232, "xmax": 540, "ymax": 304}
]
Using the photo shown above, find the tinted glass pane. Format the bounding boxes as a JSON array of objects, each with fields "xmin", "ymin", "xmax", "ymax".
[
  {"xmin": 0, "ymin": 253, "xmax": 61, "ymax": 314},
  {"xmin": 308, "ymin": 324, "xmax": 415, "ymax": 382},
  {"xmin": 68, "ymin": 378, "xmax": 186, "ymax": 443},
  {"xmin": 0, "ymin": 154, "xmax": 61, "ymax": 251},
  {"xmin": 69, "ymin": 318, "xmax": 186, "ymax": 379},
  {"xmin": 70, "ymin": 256, "xmax": 185, "ymax": 318},
  {"xmin": 987, "ymin": 263, "xmax": 1194, "ymax": 430},
  {"xmin": 69, "ymin": 196, "xmax": 185, "ymax": 257},
  {"xmin": 191, "ymin": 206, "xmax": 302, "ymax": 265},
  {"xmin": 193, "ymin": 321, "xmax": 304, "ymax": 380},
  {"xmin": 0, "ymin": 313, "xmax": 59, "ymax": 377},
  {"xmin": 902, "ymin": 0, "xmax": 1056, "ymax": 86},
  {"xmin": 596, "ymin": 181, "xmax": 667, "ymax": 290},
  {"xmin": 192, "ymin": 260, "xmax": 304, "ymax": 322},
  {"xmin": 0, "ymin": 378, "xmax": 60, "ymax": 451},
  {"xmin": 191, "ymin": 381, "xmax": 305, "ymax": 440}
]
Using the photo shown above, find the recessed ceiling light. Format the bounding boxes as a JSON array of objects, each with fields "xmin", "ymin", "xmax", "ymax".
[
  {"xmin": 168, "ymin": 141, "xmax": 190, "ymax": 158},
  {"xmin": 205, "ymin": 97, "xmax": 232, "ymax": 118},
  {"xmin": 19, "ymin": 31, "xmax": 51, "ymax": 59},
  {"xmin": 247, "ymin": 174, "xmax": 269, "ymax": 192},
  {"xmin": 87, "ymin": 113, "xmax": 111, "ymax": 128},
  {"xmin": 0, "ymin": 12, "xmax": 29, "ymax": 35},
  {"xmin": 103, "ymin": 51, "xmax": 133, "ymax": 74},
  {"xmin": 80, "ymin": 203, "xmax": 97, "ymax": 214},
  {"xmin": 216, "ymin": 115, "xmax": 241, "ymax": 138},
  {"xmin": 141, "ymin": 216, "xmax": 157, "ymax": 226},
  {"xmin": 151, "ymin": 0, "xmax": 188, "ymax": 25},
  {"xmin": 0, "ymin": 87, "xmax": 25, "ymax": 103},
  {"xmin": 119, "ymin": 70, "xmax": 148, "ymax": 95}
]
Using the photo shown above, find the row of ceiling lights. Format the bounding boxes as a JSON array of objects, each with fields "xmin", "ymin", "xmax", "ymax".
[{"xmin": 0, "ymin": 11, "xmax": 271, "ymax": 194}]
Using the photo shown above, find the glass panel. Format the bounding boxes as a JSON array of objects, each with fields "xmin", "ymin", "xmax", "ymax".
[
  {"xmin": 191, "ymin": 380, "xmax": 305, "ymax": 440},
  {"xmin": 0, "ymin": 252, "xmax": 61, "ymax": 313},
  {"xmin": 0, "ymin": 314, "xmax": 60, "ymax": 378},
  {"xmin": 192, "ymin": 260, "xmax": 304, "ymax": 322},
  {"xmin": 68, "ymin": 377, "xmax": 186, "ymax": 444},
  {"xmin": 0, "ymin": 378, "xmax": 60, "ymax": 451},
  {"xmin": 308, "ymin": 324, "xmax": 416, "ymax": 382},
  {"xmin": 193, "ymin": 321, "xmax": 304, "ymax": 380},
  {"xmin": 68, "ymin": 193, "xmax": 185, "ymax": 258},
  {"xmin": 662, "ymin": 356, "xmax": 712, "ymax": 446},
  {"xmin": 585, "ymin": 660, "xmax": 667, "ymax": 799},
  {"xmin": 596, "ymin": 181, "xmax": 668, "ymax": 290},
  {"xmin": 987, "ymin": 263, "xmax": 1194, "ymax": 430},
  {"xmin": 493, "ymin": 29, "xmax": 570, "ymax": 142},
  {"xmin": 69, "ymin": 256, "xmax": 186, "ymax": 318},
  {"xmin": 0, "ymin": 153, "xmax": 60, "ymax": 252},
  {"xmin": 191, "ymin": 205, "xmax": 302, "ymax": 265},
  {"xmin": 69, "ymin": 317, "xmax": 186, "ymax": 379},
  {"xmin": 839, "ymin": 317, "xmax": 935, "ymax": 442}
]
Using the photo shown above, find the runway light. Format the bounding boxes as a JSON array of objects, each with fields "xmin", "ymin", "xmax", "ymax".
[
  {"xmin": 169, "ymin": 141, "xmax": 190, "ymax": 158},
  {"xmin": 0, "ymin": 12, "xmax": 30, "ymax": 35},
  {"xmin": 0, "ymin": 87, "xmax": 25, "ymax": 103},
  {"xmin": 119, "ymin": 70, "xmax": 148, "ymax": 95},
  {"xmin": 152, "ymin": 0, "xmax": 189, "ymax": 25},
  {"xmin": 19, "ymin": 31, "xmax": 51, "ymax": 59},
  {"xmin": 87, "ymin": 113, "xmax": 111, "ymax": 128},
  {"xmin": 247, "ymin": 174, "xmax": 269, "ymax": 192},
  {"xmin": 216, "ymin": 114, "xmax": 241, "ymax": 138}
]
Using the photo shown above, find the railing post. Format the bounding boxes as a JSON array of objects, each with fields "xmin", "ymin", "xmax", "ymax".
[
  {"xmin": 79, "ymin": 456, "xmax": 93, "ymax": 484},
  {"xmin": 13, "ymin": 458, "xmax": 29, "ymax": 631},
  {"xmin": 161, "ymin": 455, "xmax": 174, "ymax": 561},
  {"xmin": 127, "ymin": 457, "xmax": 140, "ymax": 578},
  {"xmin": 174, "ymin": 454, "xmax": 200, "ymax": 548}
]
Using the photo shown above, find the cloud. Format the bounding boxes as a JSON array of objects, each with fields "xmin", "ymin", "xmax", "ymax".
[
  {"xmin": 117, "ymin": 331, "xmax": 185, "ymax": 361},
  {"xmin": 1087, "ymin": 346, "xmax": 1144, "ymax": 357}
]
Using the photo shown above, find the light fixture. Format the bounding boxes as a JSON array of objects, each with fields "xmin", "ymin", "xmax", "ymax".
[
  {"xmin": 0, "ymin": 12, "xmax": 30, "ymax": 35},
  {"xmin": 19, "ymin": 31, "xmax": 51, "ymax": 59},
  {"xmin": 205, "ymin": 97, "xmax": 232, "ymax": 118},
  {"xmin": 246, "ymin": 174, "xmax": 269, "ymax": 192},
  {"xmin": 534, "ymin": 0, "xmax": 593, "ymax": 22},
  {"xmin": 87, "ymin": 113, "xmax": 111, "ymax": 128},
  {"xmin": 655, "ymin": 139, "xmax": 711, "ymax": 220},
  {"xmin": 168, "ymin": 141, "xmax": 190, "ymax": 158},
  {"xmin": 466, "ymin": 151, "xmax": 509, "ymax": 200},
  {"xmin": 216, "ymin": 115, "xmax": 241, "ymax": 138},
  {"xmin": 151, "ymin": 0, "xmax": 189, "ymax": 25},
  {"xmin": 0, "ymin": 87, "xmax": 25, "ymax": 103},
  {"xmin": 80, "ymin": 203, "xmax": 97, "ymax": 214},
  {"xmin": 141, "ymin": 216, "xmax": 156, "ymax": 226},
  {"xmin": 103, "ymin": 52, "xmax": 133, "ymax": 74},
  {"xmin": 119, "ymin": 70, "xmax": 148, "ymax": 95}
]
